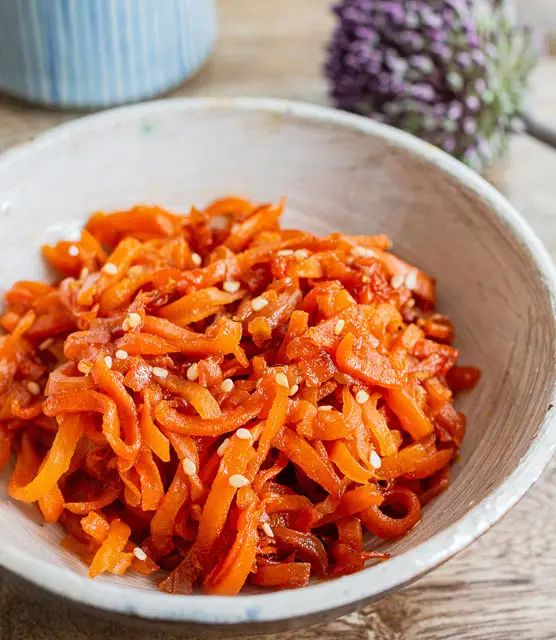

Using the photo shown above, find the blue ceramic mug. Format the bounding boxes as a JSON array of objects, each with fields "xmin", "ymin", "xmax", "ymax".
[{"xmin": 0, "ymin": 0, "xmax": 217, "ymax": 108}]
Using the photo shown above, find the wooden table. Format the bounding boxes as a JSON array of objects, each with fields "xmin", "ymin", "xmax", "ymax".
[{"xmin": 0, "ymin": 2, "xmax": 555, "ymax": 638}]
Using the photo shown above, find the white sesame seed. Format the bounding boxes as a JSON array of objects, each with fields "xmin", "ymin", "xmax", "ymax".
[
  {"xmin": 406, "ymin": 298, "xmax": 416, "ymax": 308},
  {"xmin": 186, "ymin": 363, "xmax": 199, "ymax": 381},
  {"xmin": 351, "ymin": 246, "xmax": 375, "ymax": 259},
  {"xmin": 236, "ymin": 428, "xmax": 251, "ymax": 441},
  {"xmin": 104, "ymin": 356, "xmax": 113, "ymax": 369},
  {"xmin": 220, "ymin": 378, "xmax": 234, "ymax": 393},
  {"xmin": 217, "ymin": 439, "xmax": 230, "ymax": 457},
  {"xmin": 356, "ymin": 390, "xmax": 370, "ymax": 405},
  {"xmin": 370, "ymin": 450, "xmax": 382, "ymax": 469},
  {"xmin": 251, "ymin": 297, "xmax": 269, "ymax": 312},
  {"xmin": 133, "ymin": 547, "xmax": 147, "ymax": 561},
  {"xmin": 182, "ymin": 458, "xmax": 197, "ymax": 476},
  {"xmin": 152, "ymin": 366, "xmax": 168, "ymax": 379},
  {"xmin": 275, "ymin": 372, "xmax": 289, "ymax": 389},
  {"xmin": 361, "ymin": 275, "xmax": 370, "ymax": 284},
  {"xmin": 77, "ymin": 360, "xmax": 92, "ymax": 375},
  {"xmin": 128, "ymin": 265, "xmax": 144, "ymax": 278},
  {"xmin": 391, "ymin": 274, "xmax": 405, "ymax": 289},
  {"xmin": 294, "ymin": 249, "xmax": 309, "ymax": 260},
  {"xmin": 39, "ymin": 338, "xmax": 53, "ymax": 351},
  {"xmin": 115, "ymin": 349, "xmax": 128, "ymax": 360},
  {"xmin": 223, "ymin": 280, "xmax": 240, "ymax": 294},
  {"xmin": 79, "ymin": 267, "xmax": 89, "ymax": 280},
  {"xmin": 68, "ymin": 245, "xmax": 79, "ymax": 257},
  {"xmin": 210, "ymin": 215, "xmax": 228, "ymax": 230},
  {"xmin": 229, "ymin": 474, "xmax": 250, "ymax": 488},
  {"xmin": 26, "ymin": 381, "xmax": 40, "ymax": 396},
  {"xmin": 103, "ymin": 262, "xmax": 118, "ymax": 276},
  {"xmin": 123, "ymin": 312, "xmax": 141, "ymax": 331},
  {"xmin": 277, "ymin": 249, "xmax": 294, "ymax": 256},
  {"xmin": 288, "ymin": 384, "xmax": 299, "ymax": 397},
  {"xmin": 405, "ymin": 272, "xmax": 418, "ymax": 290},
  {"xmin": 318, "ymin": 405, "xmax": 333, "ymax": 411},
  {"xmin": 262, "ymin": 523, "xmax": 274, "ymax": 538},
  {"xmin": 334, "ymin": 319, "xmax": 345, "ymax": 336},
  {"xmin": 191, "ymin": 252, "xmax": 202, "ymax": 266}
]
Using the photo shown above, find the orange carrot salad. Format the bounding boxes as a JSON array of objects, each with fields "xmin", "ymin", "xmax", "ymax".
[{"xmin": 0, "ymin": 197, "xmax": 479, "ymax": 594}]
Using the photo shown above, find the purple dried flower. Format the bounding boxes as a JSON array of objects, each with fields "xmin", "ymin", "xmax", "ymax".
[{"xmin": 325, "ymin": 0, "xmax": 538, "ymax": 170}]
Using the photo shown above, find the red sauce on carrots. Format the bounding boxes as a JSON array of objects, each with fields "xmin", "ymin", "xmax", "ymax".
[{"xmin": 0, "ymin": 197, "xmax": 479, "ymax": 593}]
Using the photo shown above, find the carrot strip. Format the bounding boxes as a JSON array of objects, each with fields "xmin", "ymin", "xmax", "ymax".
[
  {"xmin": 329, "ymin": 441, "xmax": 372, "ymax": 484},
  {"xmin": 150, "ymin": 464, "xmax": 189, "ymax": 553},
  {"xmin": 274, "ymin": 428, "xmax": 341, "ymax": 494},
  {"xmin": 251, "ymin": 562, "xmax": 311, "ymax": 589},
  {"xmin": 88, "ymin": 519, "xmax": 131, "ymax": 578}
]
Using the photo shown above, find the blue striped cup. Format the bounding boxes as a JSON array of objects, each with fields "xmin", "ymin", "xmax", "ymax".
[{"xmin": 0, "ymin": 0, "xmax": 217, "ymax": 109}]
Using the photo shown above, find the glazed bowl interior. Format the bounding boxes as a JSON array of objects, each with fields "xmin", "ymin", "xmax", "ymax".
[{"xmin": 0, "ymin": 98, "xmax": 554, "ymax": 630}]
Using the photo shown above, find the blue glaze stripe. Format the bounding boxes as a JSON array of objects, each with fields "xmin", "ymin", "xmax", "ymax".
[
  {"xmin": 27, "ymin": 0, "xmax": 48, "ymax": 102},
  {"xmin": 15, "ymin": 1, "xmax": 31, "ymax": 96}
]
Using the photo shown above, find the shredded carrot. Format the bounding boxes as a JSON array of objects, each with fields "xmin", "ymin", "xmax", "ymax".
[{"xmin": 1, "ymin": 196, "xmax": 478, "ymax": 593}]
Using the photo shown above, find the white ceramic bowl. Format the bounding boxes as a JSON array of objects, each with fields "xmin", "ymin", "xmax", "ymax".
[{"xmin": 0, "ymin": 98, "xmax": 555, "ymax": 635}]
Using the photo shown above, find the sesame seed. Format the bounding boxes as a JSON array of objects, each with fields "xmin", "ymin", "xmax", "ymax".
[
  {"xmin": 79, "ymin": 267, "xmax": 89, "ymax": 280},
  {"xmin": 220, "ymin": 378, "xmax": 234, "ymax": 393},
  {"xmin": 152, "ymin": 366, "xmax": 168, "ymax": 379},
  {"xmin": 356, "ymin": 390, "xmax": 370, "ymax": 405},
  {"xmin": 26, "ymin": 381, "xmax": 40, "ymax": 396},
  {"xmin": 210, "ymin": 215, "xmax": 228, "ymax": 230},
  {"xmin": 39, "ymin": 338, "xmax": 53, "ymax": 351},
  {"xmin": 275, "ymin": 372, "xmax": 289, "ymax": 389},
  {"xmin": 115, "ymin": 349, "xmax": 128, "ymax": 360},
  {"xmin": 255, "ymin": 378, "xmax": 262, "ymax": 388},
  {"xmin": 217, "ymin": 439, "xmax": 230, "ymax": 457},
  {"xmin": 191, "ymin": 252, "xmax": 202, "ymax": 266},
  {"xmin": 128, "ymin": 265, "xmax": 144, "ymax": 278},
  {"xmin": 405, "ymin": 272, "xmax": 418, "ymax": 290},
  {"xmin": 262, "ymin": 523, "xmax": 274, "ymax": 538},
  {"xmin": 391, "ymin": 275, "xmax": 405, "ymax": 289},
  {"xmin": 370, "ymin": 450, "xmax": 382, "ymax": 469},
  {"xmin": 318, "ymin": 405, "xmax": 333, "ymax": 411},
  {"xmin": 103, "ymin": 262, "xmax": 118, "ymax": 276},
  {"xmin": 104, "ymin": 356, "xmax": 113, "ymax": 369},
  {"xmin": 334, "ymin": 319, "xmax": 345, "ymax": 336},
  {"xmin": 294, "ymin": 249, "xmax": 309, "ymax": 259},
  {"xmin": 406, "ymin": 299, "xmax": 416, "ymax": 308},
  {"xmin": 288, "ymin": 384, "xmax": 299, "ymax": 396},
  {"xmin": 68, "ymin": 245, "xmax": 79, "ymax": 257},
  {"xmin": 251, "ymin": 297, "xmax": 269, "ymax": 311},
  {"xmin": 123, "ymin": 312, "xmax": 141, "ymax": 331},
  {"xmin": 236, "ymin": 428, "xmax": 251, "ymax": 441},
  {"xmin": 77, "ymin": 360, "xmax": 92, "ymax": 375},
  {"xmin": 133, "ymin": 547, "xmax": 147, "ymax": 561},
  {"xmin": 182, "ymin": 458, "xmax": 197, "ymax": 476},
  {"xmin": 229, "ymin": 474, "xmax": 250, "ymax": 488},
  {"xmin": 186, "ymin": 363, "xmax": 199, "ymax": 381},
  {"xmin": 351, "ymin": 246, "xmax": 375, "ymax": 259},
  {"xmin": 223, "ymin": 280, "xmax": 240, "ymax": 294},
  {"xmin": 277, "ymin": 249, "xmax": 294, "ymax": 256},
  {"xmin": 361, "ymin": 275, "xmax": 370, "ymax": 284}
]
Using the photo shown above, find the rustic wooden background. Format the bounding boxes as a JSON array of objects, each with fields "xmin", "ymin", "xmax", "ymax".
[{"xmin": 0, "ymin": 1, "xmax": 555, "ymax": 639}]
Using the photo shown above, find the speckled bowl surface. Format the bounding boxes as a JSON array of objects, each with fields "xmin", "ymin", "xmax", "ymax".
[{"xmin": 0, "ymin": 98, "xmax": 554, "ymax": 635}]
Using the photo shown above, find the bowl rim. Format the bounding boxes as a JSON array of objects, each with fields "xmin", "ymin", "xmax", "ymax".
[{"xmin": 0, "ymin": 96, "xmax": 555, "ymax": 625}]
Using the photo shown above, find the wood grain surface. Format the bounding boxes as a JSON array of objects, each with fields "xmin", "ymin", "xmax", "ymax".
[{"xmin": 0, "ymin": 2, "xmax": 555, "ymax": 639}]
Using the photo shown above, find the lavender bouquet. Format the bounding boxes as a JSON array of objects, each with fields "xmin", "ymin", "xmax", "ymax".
[{"xmin": 325, "ymin": 0, "xmax": 538, "ymax": 170}]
